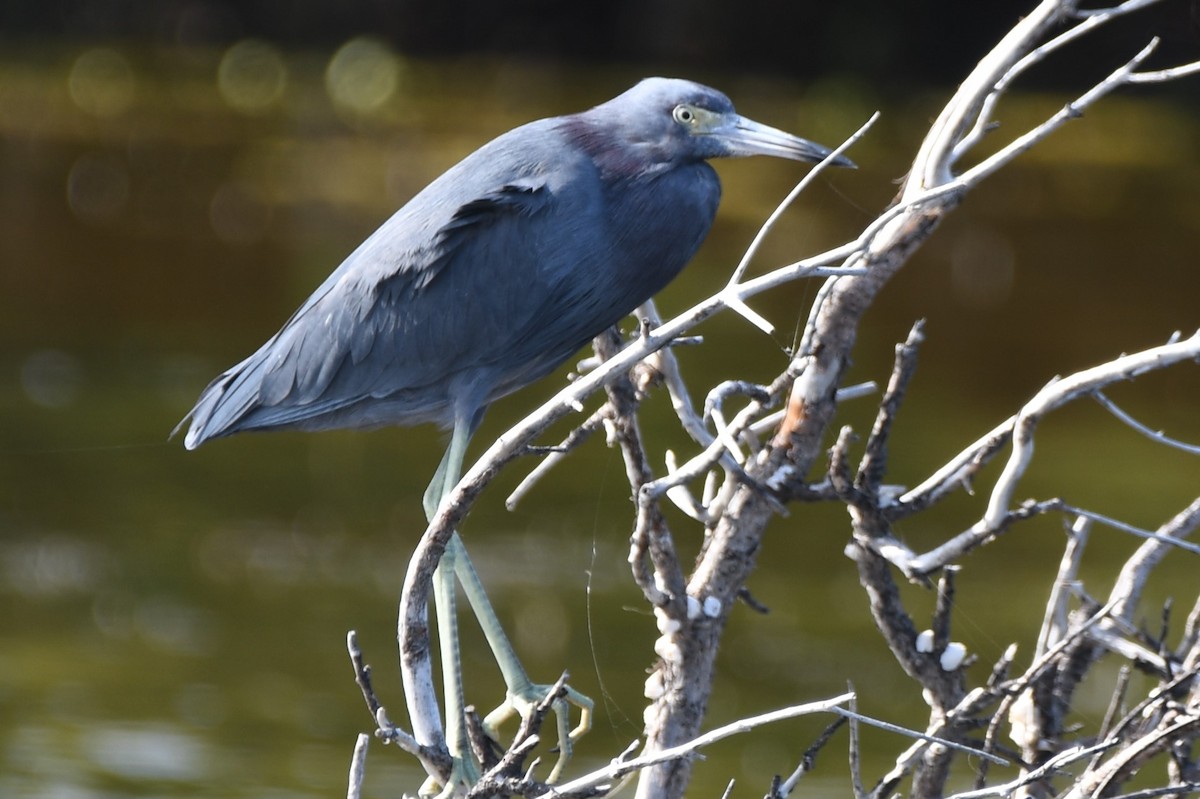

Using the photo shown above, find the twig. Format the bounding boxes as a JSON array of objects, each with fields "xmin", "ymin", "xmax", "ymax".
[
  {"xmin": 931, "ymin": 565, "xmax": 959, "ymax": 656},
  {"xmin": 827, "ymin": 707, "xmax": 1005, "ymax": 765},
  {"xmin": 948, "ymin": 741, "xmax": 1113, "ymax": 799},
  {"xmin": 637, "ymin": 299, "xmax": 719, "ymax": 452},
  {"xmin": 884, "ymin": 329, "xmax": 1200, "ymax": 577},
  {"xmin": 1128, "ymin": 63, "xmax": 1200, "ymax": 82},
  {"xmin": 908, "ymin": 0, "xmax": 1067, "ymax": 191},
  {"xmin": 894, "ymin": 416, "xmax": 1015, "ymax": 513},
  {"xmin": 505, "ymin": 405, "xmax": 610, "ymax": 509},
  {"xmin": 1035, "ymin": 516, "xmax": 1090, "ymax": 660},
  {"xmin": 1102, "ymin": 783, "xmax": 1200, "ymax": 799},
  {"xmin": 856, "ymin": 320, "xmax": 925, "ymax": 496},
  {"xmin": 726, "ymin": 113, "xmax": 880, "ymax": 288},
  {"xmin": 847, "ymin": 690, "xmax": 866, "ymax": 799},
  {"xmin": 1092, "ymin": 665, "xmax": 1132, "ymax": 771},
  {"xmin": 620, "ymin": 696, "xmax": 1004, "ymax": 799},
  {"xmin": 984, "ymin": 333, "xmax": 1200, "ymax": 529},
  {"xmin": 345, "ymin": 631, "xmax": 441, "ymax": 768},
  {"xmin": 347, "ymin": 733, "xmax": 370, "ymax": 799},
  {"xmin": 536, "ymin": 694, "xmax": 857, "ymax": 798},
  {"xmin": 1091, "ymin": 664, "xmax": 1200, "ymax": 752},
  {"xmin": 1061, "ymin": 503, "xmax": 1200, "ymax": 558},
  {"xmin": 1093, "ymin": 390, "xmax": 1200, "ymax": 456},
  {"xmin": 894, "ymin": 499, "xmax": 1061, "ymax": 578},
  {"xmin": 1180, "ymin": 595, "xmax": 1200, "ymax": 668},
  {"xmin": 1107, "ymin": 497, "xmax": 1200, "ymax": 624},
  {"xmin": 976, "ymin": 597, "xmax": 1122, "ymax": 782},
  {"xmin": 947, "ymin": 37, "xmax": 1178, "ymax": 192},
  {"xmin": 466, "ymin": 674, "xmax": 574, "ymax": 798},
  {"xmin": 952, "ymin": 0, "xmax": 1178, "ymax": 161},
  {"xmin": 1063, "ymin": 715, "xmax": 1200, "ymax": 799},
  {"xmin": 775, "ymin": 716, "xmax": 847, "ymax": 797},
  {"xmin": 829, "ymin": 425, "xmax": 858, "ymax": 502}
]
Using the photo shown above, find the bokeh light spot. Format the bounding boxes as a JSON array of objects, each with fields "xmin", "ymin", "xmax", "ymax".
[
  {"xmin": 325, "ymin": 37, "xmax": 401, "ymax": 115},
  {"xmin": 217, "ymin": 39, "xmax": 287, "ymax": 114},
  {"xmin": 0, "ymin": 536, "xmax": 104, "ymax": 596},
  {"xmin": 134, "ymin": 596, "xmax": 215, "ymax": 656},
  {"xmin": 83, "ymin": 723, "xmax": 209, "ymax": 781},
  {"xmin": 68, "ymin": 48, "xmax": 136, "ymax": 117}
]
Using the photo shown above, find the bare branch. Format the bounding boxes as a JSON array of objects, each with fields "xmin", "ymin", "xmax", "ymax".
[
  {"xmin": 347, "ymin": 734, "xmax": 370, "ymax": 799},
  {"xmin": 1093, "ymin": 390, "xmax": 1200, "ymax": 456},
  {"xmin": 856, "ymin": 320, "xmax": 925, "ymax": 497},
  {"xmin": 773, "ymin": 715, "xmax": 848, "ymax": 798},
  {"xmin": 1108, "ymin": 497, "xmax": 1200, "ymax": 624},
  {"xmin": 727, "ymin": 113, "xmax": 879, "ymax": 287},
  {"xmin": 364, "ymin": 2, "xmax": 1200, "ymax": 795},
  {"xmin": 985, "ymin": 332, "xmax": 1200, "ymax": 529},
  {"xmin": 847, "ymin": 691, "xmax": 866, "ymax": 799},
  {"xmin": 907, "ymin": 0, "xmax": 1068, "ymax": 191},
  {"xmin": 1061, "ymin": 503, "xmax": 1200, "ymax": 558},
  {"xmin": 948, "ymin": 741, "xmax": 1113, "ymax": 799},
  {"xmin": 538, "ymin": 695, "xmax": 856, "ymax": 798},
  {"xmin": 505, "ymin": 404, "xmax": 609, "ymax": 510},
  {"xmin": 1101, "ymin": 785, "xmax": 1200, "ymax": 799},
  {"xmin": 1034, "ymin": 516, "xmax": 1090, "ymax": 660},
  {"xmin": 894, "ymin": 416, "xmax": 1014, "ymax": 514},
  {"xmin": 345, "ymin": 631, "xmax": 444, "ymax": 770},
  {"xmin": 1064, "ymin": 715, "xmax": 1200, "ymax": 799}
]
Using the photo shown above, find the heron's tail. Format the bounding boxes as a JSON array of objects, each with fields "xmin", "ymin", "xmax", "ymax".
[{"xmin": 172, "ymin": 353, "xmax": 267, "ymax": 449}]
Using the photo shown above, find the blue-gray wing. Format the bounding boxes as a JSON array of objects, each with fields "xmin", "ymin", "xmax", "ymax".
[
  {"xmin": 179, "ymin": 115, "xmax": 718, "ymax": 449},
  {"xmin": 181, "ymin": 169, "xmax": 612, "ymax": 447}
]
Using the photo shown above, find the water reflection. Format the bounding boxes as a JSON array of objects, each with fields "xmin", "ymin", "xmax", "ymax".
[{"xmin": 1, "ymin": 40, "xmax": 1197, "ymax": 799}]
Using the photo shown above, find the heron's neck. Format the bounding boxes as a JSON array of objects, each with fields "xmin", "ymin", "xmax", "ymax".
[{"xmin": 557, "ymin": 116, "xmax": 675, "ymax": 183}]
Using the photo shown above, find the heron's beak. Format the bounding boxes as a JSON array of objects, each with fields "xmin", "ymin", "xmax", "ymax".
[{"xmin": 721, "ymin": 115, "xmax": 855, "ymax": 168}]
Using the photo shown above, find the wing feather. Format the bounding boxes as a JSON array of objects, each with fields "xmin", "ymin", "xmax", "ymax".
[
  {"xmin": 181, "ymin": 170, "xmax": 565, "ymax": 446},
  {"xmin": 179, "ymin": 117, "xmax": 719, "ymax": 450}
]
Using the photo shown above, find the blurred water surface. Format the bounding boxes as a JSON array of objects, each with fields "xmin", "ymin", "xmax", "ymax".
[{"xmin": 1, "ymin": 40, "xmax": 1198, "ymax": 798}]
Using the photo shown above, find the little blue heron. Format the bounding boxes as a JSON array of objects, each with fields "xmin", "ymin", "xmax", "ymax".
[{"xmin": 179, "ymin": 77, "xmax": 850, "ymax": 789}]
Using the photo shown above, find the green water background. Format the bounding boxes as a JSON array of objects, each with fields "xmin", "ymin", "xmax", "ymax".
[{"xmin": 1, "ymin": 41, "xmax": 1198, "ymax": 797}]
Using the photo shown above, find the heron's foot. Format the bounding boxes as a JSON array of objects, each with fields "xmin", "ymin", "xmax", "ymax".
[
  {"xmin": 482, "ymin": 678, "xmax": 594, "ymax": 783},
  {"xmin": 418, "ymin": 753, "xmax": 481, "ymax": 799}
]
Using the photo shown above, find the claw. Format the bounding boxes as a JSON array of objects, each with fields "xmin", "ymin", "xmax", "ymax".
[
  {"xmin": 482, "ymin": 681, "xmax": 594, "ymax": 783},
  {"xmin": 419, "ymin": 755, "xmax": 479, "ymax": 799}
]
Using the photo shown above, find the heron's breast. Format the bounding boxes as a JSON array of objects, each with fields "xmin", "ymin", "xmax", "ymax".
[{"xmin": 603, "ymin": 164, "xmax": 719, "ymax": 287}]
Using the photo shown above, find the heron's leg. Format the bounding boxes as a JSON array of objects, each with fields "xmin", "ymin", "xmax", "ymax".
[
  {"xmin": 450, "ymin": 545, "xmax": 594, "ymax": 782},
  {"xmin": 422, "ymin": 434, "xmax": 461, "ymax": 521},
  {"xmin": 420, "ymin": 426, "xmax": 479, "ymax": 795},
  {"xmin": 425, "ymin": 415, "xmax": 593, "ymax": 785}
]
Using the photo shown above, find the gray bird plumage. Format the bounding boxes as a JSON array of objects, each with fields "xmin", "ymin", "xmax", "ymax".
[
  {"xmin": 179, "ymin": 77, "xmax": 849, "ymax": 449},
  {"xmin": 177, "ymin": 77, "xmax": 851, "ymax": 786}
]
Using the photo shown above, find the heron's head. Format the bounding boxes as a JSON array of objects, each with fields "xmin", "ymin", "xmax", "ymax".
[{"xmin": 591, "ymin": 77, "xmax": 855, "ymax": 170}]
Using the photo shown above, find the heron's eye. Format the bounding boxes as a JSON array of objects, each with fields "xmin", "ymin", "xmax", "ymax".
[{"xmin": 672, "ymin": 105, "xmax": 697, "ymax": 126}]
